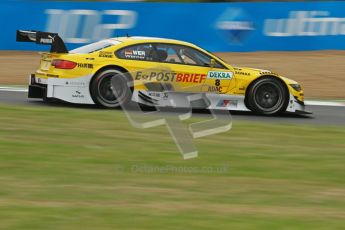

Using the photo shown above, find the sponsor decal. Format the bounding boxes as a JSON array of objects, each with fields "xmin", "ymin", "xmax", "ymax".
[
  {"xmin": 136, "ymin": 71, "xmax": 176, "ymax": 82},
  {"xmin": 207, "ymin": 71, "xmax": 233, "ymax": 80},
  {"xmin": 147, "ymin": 92, "xmax": 169, "ymax": 100},
  {"xmin": 235, "ymin": 71, "xmax": 250, "ymax": 76},
  {"xmin": 176, "ymin": 73, "xmax": 207, "ymax": 83},
  {"xmin": 65, "ymin": 81, "xmax": 86, "ymax": 86},
  {"xmin": 138, "ymin": 91, "xmax": 159, "ymax": 105},
  {"xmin": 148, "ymin": 92, "xmax": 161, "ymax": 97},
  {"xmin": 135, "ymin": 71, "xmax": 206, "ymax": 83},
  {"xmin": 208, "ymin": 86, "xmax": 222, "ymax": 93},
  {"xmin": 72, "ymin": 90, "xmax": 85, "ymax": 98},
  {"xmin": 99, "ymin": 51, "xmax": 113, "ymax": 58},
  {"xmin": 77, "ymin": 63, "xmax": 93, "ymax": 68},
  {"xmin": 46, "ymin": 74, "xmax": 59, "ymax": 78},
  {"xmin": 259, "ymin": 71, "xmax": 278, "ymax": 77},
  {"xmin": 125, "ymin": 50, "xmax": 146, "ymax": 59},
  {"xmin": 217, "ymin": 99, "xmax": 238, "ymax": 108},
  {"xmin": 216, "ymin": 8, "xmax": 255, "ymax": 44},
  {"xmin": 39, "ymin": 38, "xmax": 53, "ymax": 44}
]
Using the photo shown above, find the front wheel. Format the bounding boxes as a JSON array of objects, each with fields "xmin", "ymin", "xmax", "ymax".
[
  {"xmin": 247, "ymin": 77, "xmax": 289, "ymax": 115},
  {"xmin": 90, "ymin": 69, "xmax": 132, "ymax": 108}
]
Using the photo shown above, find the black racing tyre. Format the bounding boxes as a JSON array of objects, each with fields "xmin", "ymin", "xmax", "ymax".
[
  {"xmin": 90, "ymin": 69, "xmax": 132, "ymax": 108},
  {"xmin": 247, "ymin": 77, "xmax": 289, "ymax": 115}
]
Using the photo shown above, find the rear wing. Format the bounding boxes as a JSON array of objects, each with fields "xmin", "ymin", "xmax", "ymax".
[{"xmin": 16, "ymin": 30, "xmax": 68, "ymax": 53}]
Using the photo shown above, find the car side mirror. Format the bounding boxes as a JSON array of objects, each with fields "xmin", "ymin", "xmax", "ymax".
[{"xmin": 210, "ymin": 59, "xmax": 216, "ymax": 68}]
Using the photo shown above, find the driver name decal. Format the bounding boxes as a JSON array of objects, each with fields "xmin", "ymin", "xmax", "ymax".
[{"xmin": 125, "ymin": 50, "xmax": 146, "ymax": 59}]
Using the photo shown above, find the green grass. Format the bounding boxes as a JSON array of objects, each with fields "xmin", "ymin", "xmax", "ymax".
[{"xmin": 0, "ymin": 104, "xmax": 345, "ymax": 230}]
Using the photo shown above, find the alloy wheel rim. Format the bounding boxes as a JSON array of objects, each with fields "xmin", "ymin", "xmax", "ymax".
[
  {"xmin": 98, "ymin": 73, "xmax": 127, "ymax": 105},
  {"xmin": 254, "ymin": 82, "xmax": 283, "ymax": 111}
]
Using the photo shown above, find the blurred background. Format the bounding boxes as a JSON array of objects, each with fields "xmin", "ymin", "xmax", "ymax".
[
  {"xmin": 1, "ymin": 0, "xmax": 345, "ymax": 97},
  {"xmin": 0, "ymin": 1, "xmax": 345, "ymax": 230}
]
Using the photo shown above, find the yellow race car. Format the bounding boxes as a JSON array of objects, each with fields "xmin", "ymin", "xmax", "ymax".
[{"xmin": 17, "ymin": 30, "xmax": 308, "ymax": 115}]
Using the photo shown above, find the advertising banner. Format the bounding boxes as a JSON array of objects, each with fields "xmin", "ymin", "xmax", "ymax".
[{"xmin": 1, "ymin": 1, "xmax": 345, "ymax": 52}]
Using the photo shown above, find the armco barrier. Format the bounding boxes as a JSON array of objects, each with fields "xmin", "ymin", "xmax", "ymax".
[{"xmin": 1, "ymin": 1, "xmax": 345, "ymax": 52}]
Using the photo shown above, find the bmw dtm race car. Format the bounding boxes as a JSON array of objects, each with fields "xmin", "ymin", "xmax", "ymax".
[{"xmin": 16, "ymin": 30, "xmax": 308, "ymax": 115}]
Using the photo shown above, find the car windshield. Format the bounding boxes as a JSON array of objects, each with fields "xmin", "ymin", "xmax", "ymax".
[{"xmin": 70, "ymin": 40, "xmax": 121, "ymax": 54}]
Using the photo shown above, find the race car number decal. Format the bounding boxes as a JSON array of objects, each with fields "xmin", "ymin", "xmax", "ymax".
[{"xmin": 202, "ymin": 71, "xmax": 234, "ymax": 93}]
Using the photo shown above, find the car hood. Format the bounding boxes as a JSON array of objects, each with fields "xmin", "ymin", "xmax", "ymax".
[
  {"xmin": 234, "ymin": 66, "xmax": 299, "ymax": 84},
  {"xmin": 234, "ymin": 66, "xmax": 272, "ymax": 75}
]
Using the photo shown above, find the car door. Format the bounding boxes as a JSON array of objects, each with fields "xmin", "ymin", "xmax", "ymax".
[
  {"xmin": 153, "ymin": 43, "xmax": 235, "ymax": 94},
  {"xmin": 115, "ymin": 43, "xmax": 206, "ymax": 93},
  {"xmin": 115, "ymin": 42, "xmax": 235, "ymax": 94}
]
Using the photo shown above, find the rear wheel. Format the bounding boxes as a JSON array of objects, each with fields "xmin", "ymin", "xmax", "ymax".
[
  {"xmin": 247, "ymin": 77, "xmax": 288, "ymax": 115},
  {"xmin": 90, "ymin": 69, "xmax": 132, "ymax": 108}
]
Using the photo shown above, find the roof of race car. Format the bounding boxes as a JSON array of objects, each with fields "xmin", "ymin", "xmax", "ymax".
[{"xmin": 108, "ymin": 36, "xmax": 196, "ymax": 47}]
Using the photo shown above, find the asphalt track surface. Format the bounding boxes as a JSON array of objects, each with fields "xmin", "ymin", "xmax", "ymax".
[{"xmin": 1, "ymin": 90, "xmax": 345, "ymax": 126}]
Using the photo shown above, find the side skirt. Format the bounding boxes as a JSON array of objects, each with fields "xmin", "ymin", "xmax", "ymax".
[{"xmin": 131, "ymin": 90, "xmax": 250, "ymax": 111}]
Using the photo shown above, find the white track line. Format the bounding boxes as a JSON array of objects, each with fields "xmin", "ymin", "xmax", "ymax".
[
  {"xmin": 0, "ymin": 87, "xmax": 344, "ymax": 107},
  {"xmin": 0, "ymin": 87, "xmax": 28, "ymax": 92},
  {"xmin": 305, "ymin": 100, "xmax": 345, "ymax": 107}
]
